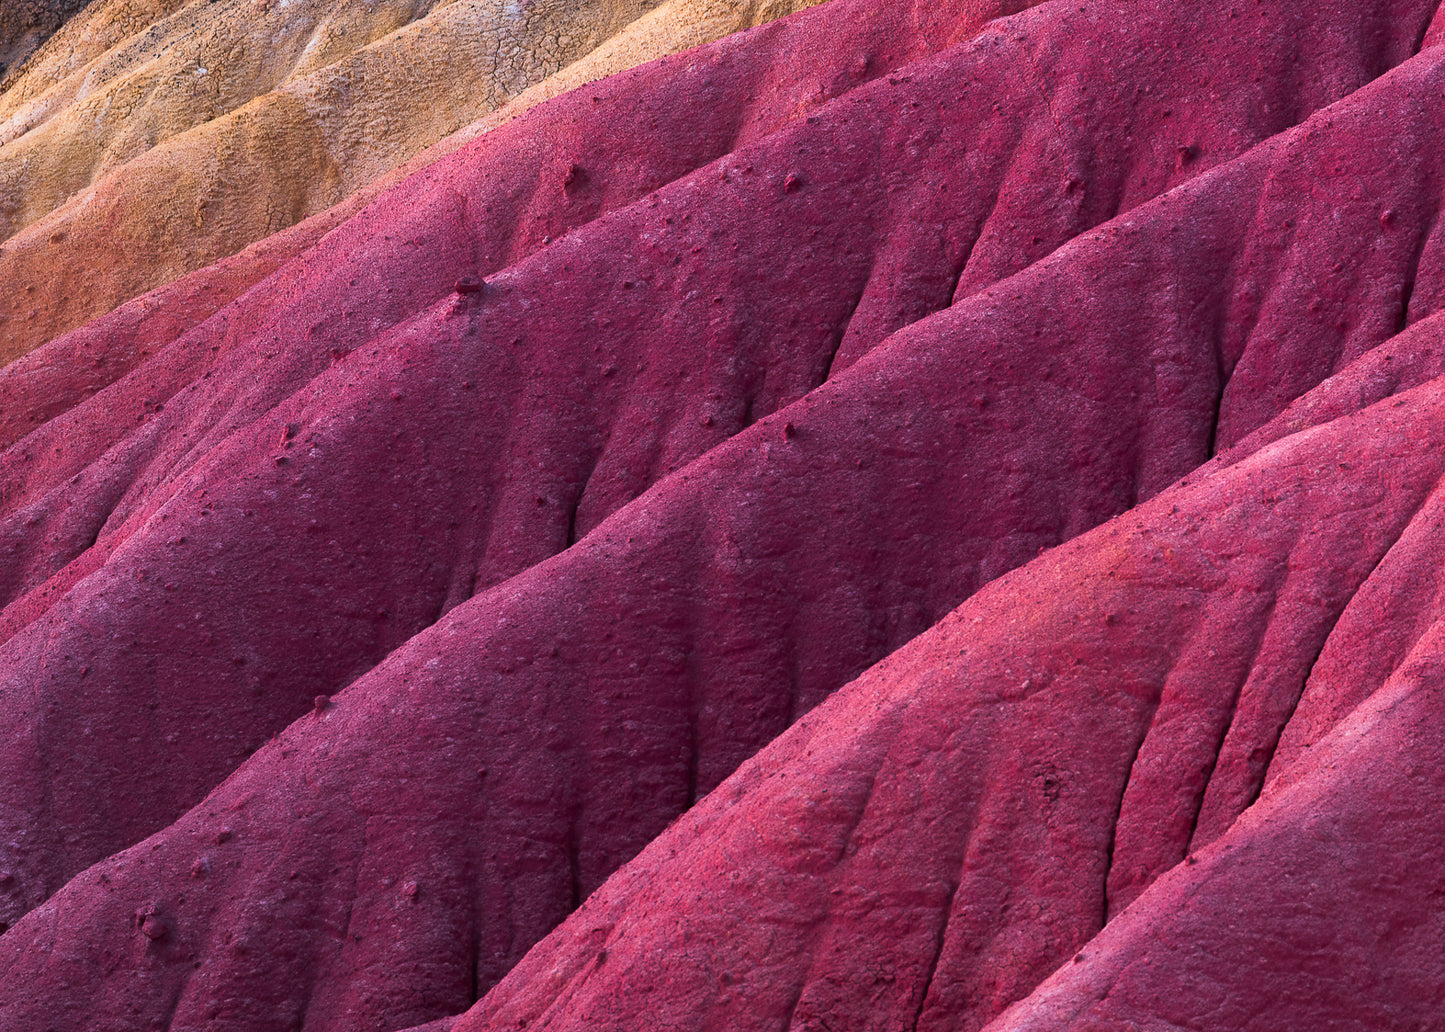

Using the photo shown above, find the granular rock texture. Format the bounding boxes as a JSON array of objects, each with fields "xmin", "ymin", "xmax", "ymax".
[
  {"xmin": 3, "ymin": 0, "xmax": 1445, "ymax": 1030},
  {"xmin": 450, "ymin": 335, "xmax": 1445, "ymax": 1032}
]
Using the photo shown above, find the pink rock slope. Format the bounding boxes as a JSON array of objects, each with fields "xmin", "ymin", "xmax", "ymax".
[{"xmin": 1, "ymin": 0, "xmax": 1444, "ymax": 1029}]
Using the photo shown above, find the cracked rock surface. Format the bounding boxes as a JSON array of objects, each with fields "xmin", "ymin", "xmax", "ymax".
[{"xmin": 0, "ymin": 0, "xmax": 91, "ymax": 87}]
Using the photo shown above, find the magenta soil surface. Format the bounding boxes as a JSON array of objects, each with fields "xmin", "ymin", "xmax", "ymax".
[{"xmin": 3, "ymin": 0, "xmax": 1445, "ymax": 1030}]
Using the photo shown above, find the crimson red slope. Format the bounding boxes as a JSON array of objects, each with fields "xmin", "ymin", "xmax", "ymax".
[
  {"xmin": 0, "ymin": 0, "xmax": 1087, "ymax": 621},
  {"xmin": 3, "ymin": 33, "xmax": 1445, "ymax": 1029},
  {"xmin": 986, "ymin": 629, "xmax": 1445, "ymax": 1032},
  {"xmin": 5, "ymin": 0, "xmax": 1433, "ymax": 525},
  {"xmin": 451, "ymin": 363, "xmax": 1445, "ymax": 1032}
]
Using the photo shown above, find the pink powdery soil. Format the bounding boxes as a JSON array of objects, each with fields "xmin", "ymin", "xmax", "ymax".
[{"xmin": 0, "ymin": 0, "xmax": 1444, "ymax": 1030}]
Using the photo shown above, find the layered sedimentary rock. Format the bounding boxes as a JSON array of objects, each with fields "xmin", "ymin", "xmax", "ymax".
[
  {"xmin": 0, "ymin": 0, "xmax": 1048, "ymax": 421},
  {"xmin": 0, "ymin": 0, "xmax": 830, "ymax": 362},
  {"xmin": 3, "ymin": 0, "xmax": 1445, "ymax": 1029}
]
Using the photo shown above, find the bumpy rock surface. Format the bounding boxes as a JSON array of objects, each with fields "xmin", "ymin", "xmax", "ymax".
[
  {"xmin": 0, "ymin": 0, "xmax": 829, "ymax": 363},
  {"xmin": 3, "ymin": 0, "xmax": 1445, "ymax": 1030},
  {"xmin": 450, "ymin": 317, "xmax": 1445, "ymax": 1032}
]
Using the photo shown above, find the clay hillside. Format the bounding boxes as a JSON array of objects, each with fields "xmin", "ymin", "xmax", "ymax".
[{"xmin": 1, "ymin": 0, "xmax": 1444, "ymax": 1029}]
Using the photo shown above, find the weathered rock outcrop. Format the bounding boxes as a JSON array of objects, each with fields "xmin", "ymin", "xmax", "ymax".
[
  {"xmin": 0, "ymin": 0, "xmax": 1025, "ymax": 421},
  {"xmin": 449, "ymin": 316, "xmax": 1445, "ymax": 1032},
  {"xmin": 4, "ymin": 0, "xmax": 1436, "ymax": 934},
  {"xmin": 0, "ymin": 0, "xmax": 1058, "ymax": 927}
]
